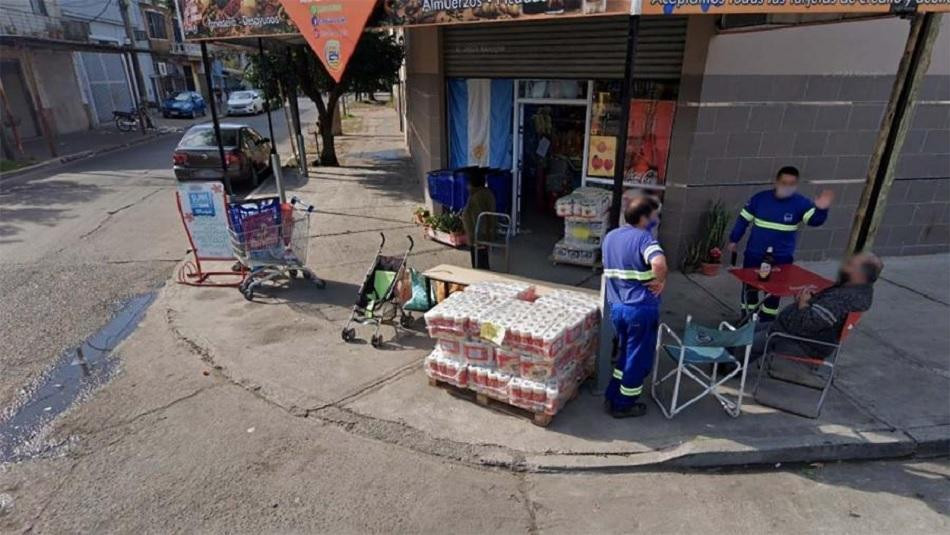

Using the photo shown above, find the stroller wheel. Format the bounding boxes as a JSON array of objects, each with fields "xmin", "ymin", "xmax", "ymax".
[
  {"xmin": 400, "ymin": 314, "xmax": 413, "ymax": 328},
  {"xmin": 342, "ymin": 328, "xmax": 356, "ymax": 343},
  {"xmin": 371, "ymin": 334, "xmax": 383, "ymax": 348},
  {"xmin": 241, "ymin": 286, "xmax": 254, "ymax": 301}
]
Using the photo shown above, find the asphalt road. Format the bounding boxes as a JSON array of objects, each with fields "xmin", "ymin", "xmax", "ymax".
[{"xmin": 0, "ymin": 104, "xmax": 304, "ymax": 413}]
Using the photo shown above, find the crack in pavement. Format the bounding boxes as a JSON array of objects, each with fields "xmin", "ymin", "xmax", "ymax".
[
  {"xmin": 78, "ymin": 188, "xmax": 163, "ymax": 240},
  {"xmin": 517, "ymin": 473, "xmax": 541, "ymax": 535}
]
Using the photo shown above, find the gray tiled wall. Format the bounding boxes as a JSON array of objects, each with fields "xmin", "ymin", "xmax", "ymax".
[{"xmin": 661, "ymin": 74, "xmax": 950, "ymax": 266}]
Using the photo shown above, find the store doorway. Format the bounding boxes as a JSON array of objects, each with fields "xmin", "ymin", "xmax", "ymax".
[{"xmin": 517, "ymin": 102, "xmax": 587, "ymax": 236}]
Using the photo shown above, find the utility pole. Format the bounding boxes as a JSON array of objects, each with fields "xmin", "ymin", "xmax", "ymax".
[
  {"xmin": 846, "ymin": 12, "xmax": 942, "ymax": 254},
  {"xmin": 118, "ymin": 0, "xmax": 150, "ymax": 135}
]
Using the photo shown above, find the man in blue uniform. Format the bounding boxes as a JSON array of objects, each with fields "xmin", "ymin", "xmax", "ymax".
[
  {"xmin": 602, "ymin": 196, "xmax": 668, "ymax": 418},
  {"xmin": 727, "ymin": 166, "xmax": 834, "ymax": 320}
]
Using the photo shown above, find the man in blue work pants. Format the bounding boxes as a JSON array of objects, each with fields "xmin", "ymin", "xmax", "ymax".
[{"xmin": 602, "ymin": 196, "xmax": 668, "ymax": 418}]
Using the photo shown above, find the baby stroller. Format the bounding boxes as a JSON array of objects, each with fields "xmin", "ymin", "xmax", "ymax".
[{"xmin": 342, "ymin": 233, "xmax": 414, "ymax": 348}]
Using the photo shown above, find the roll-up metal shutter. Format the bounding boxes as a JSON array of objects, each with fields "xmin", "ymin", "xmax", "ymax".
[
  {"xmin": 443, "ymin": 16, "xmax": 687, "ymax": 81},
  {"xmin": 634, "ymin": 16, "xmax": 688, "ymax": 80}
]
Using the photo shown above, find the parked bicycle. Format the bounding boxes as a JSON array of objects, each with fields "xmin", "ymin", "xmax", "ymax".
[{"xmin": 113, "ymin": 105, "xmax": 155, "ymax": 132}]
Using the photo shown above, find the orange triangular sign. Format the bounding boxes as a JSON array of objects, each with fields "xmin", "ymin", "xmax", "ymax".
[{"xmin": 280, "ymin": 0, "xmax": 377, "ymax": 83}]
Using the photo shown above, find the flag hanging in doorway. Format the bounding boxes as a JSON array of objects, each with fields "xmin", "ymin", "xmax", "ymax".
[{"xmin": 447, "ymin": 78, "xmax": 513, "ymax": 170}]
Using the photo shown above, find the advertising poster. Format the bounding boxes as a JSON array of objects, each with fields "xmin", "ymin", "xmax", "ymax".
[
  {"xmin": 624, "ymin": 99, "xmax": 675, "ymax": 186},
  {"xmin": 280, "ymin": 0, "xmax": 378, "ymax": 83},
  {"xmin": 176, "ymin": 181, "xmax": 234, "ymax": 260},
  {"xmin": 382, "ymin": 0, "xmax": 633, "ymax": 27},
  {"xmin": 177, "ymin": 0, "xmax": 296, "ymax": 40},
  {"xmin": 587, "ymin": 135, "xmax": 617, "ymax": 178}
]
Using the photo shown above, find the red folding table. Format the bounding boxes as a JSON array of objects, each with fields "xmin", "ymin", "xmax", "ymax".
[{"xmin": 728, "ymin": 264, "xmax": 834, "ymax": 318}]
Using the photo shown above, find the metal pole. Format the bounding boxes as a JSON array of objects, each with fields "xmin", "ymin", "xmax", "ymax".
[
  {"xmin": 596, "ymin": 15, "xmax": 639, "ymax": 395},
  {"xmin": 847, "ymin": 12, "xmax": 942, "ymax": 253},
  {"xmin": 258, "ymin": 38, "xmax": 285, "ymax": 202},
  {"xmin": 118, "ymin": 0, "xmax": 149, "ymax": 135},
  {"xmin": 607, "ymin": 15, "xmax": 640, "ymax": 231},
  {"xmin": 286, "ymin": 47, "xmax": 308, "ymax": 178},
  {"xmin": 200, "ymin": 41, "xmax": 231, "ymax": 195}
]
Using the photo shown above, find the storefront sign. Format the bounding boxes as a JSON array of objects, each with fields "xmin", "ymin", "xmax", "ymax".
[
  {"xmin": 280, "ymin": 0, "xmax": 378, "ymax": 83},
  {"xmin": 176, "ymin": 0, "xmax": 295, "ymax": 40},
  {"xmin": 382, "ymin": 0, "xmax": 634, "ymax": 27},
  {"xmin": 587, "ymin": 135, "xmax": 617, "ymax": 178},
  {"xmin": 176, "ymin": 181, "xmax": 234, "ymax": 260},
  {"xmin": 639, "ymin": 0, "xmax": 907, "ymax": 16}
]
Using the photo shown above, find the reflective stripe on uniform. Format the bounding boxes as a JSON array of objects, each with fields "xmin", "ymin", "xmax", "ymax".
[
  {"xmin": 761, "ymin": 304, "xmax": 780, "ymax": 315},
  {"xmin": 739, "ymin": 208, "xmax": 754, "ymax": 222},
  {"xmin": 619, "ymin": 385, "xmax": 643, "ymax": 397},
  {"xmin": 643, "ymin": 244, "xmax": 664, "ymax": 259},
  {"xmin": 802, "ymin": 207, "xmax": 817, "ymax": 224},
  {"xmin": 612, "ymin": 368, "xmax": 624, "ymax": 380},
  {"xmin": 752, "ymin": 218, "xmax": 799, "ymax": 232},
  {"xmin": 740, "ymin": 302, "xmax": 758, "ymax": 310},
  {"xmin": 604, "ymin": 268, "xmax": 654, "ymax": 281}
]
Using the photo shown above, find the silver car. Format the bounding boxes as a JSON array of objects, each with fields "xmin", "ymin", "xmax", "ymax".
[{"xmin": 227, "ymin": 90, "xmax": 264, "ymax": 115}]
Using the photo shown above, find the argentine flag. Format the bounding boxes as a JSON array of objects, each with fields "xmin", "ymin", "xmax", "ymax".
[{"xmin": 447, "ymin": 78, "xmax": 513, "ymax": 170}]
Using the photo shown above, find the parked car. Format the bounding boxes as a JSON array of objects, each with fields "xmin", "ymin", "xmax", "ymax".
[
  {"xmin": 162, "ymin": 91, "xmax": 207, "ymax": 119},
  {"xmin": 173, "ymin": 123, "xmax": 272, "ymax": 187},
  {"xmin": 227, "ymin": 90, "xmax": 265, "ymax": 115}
]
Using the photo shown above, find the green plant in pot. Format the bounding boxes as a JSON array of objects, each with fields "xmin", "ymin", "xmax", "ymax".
[{"xmin": 683, "ymin": 201, "xmax": 730, "ymax": 276}]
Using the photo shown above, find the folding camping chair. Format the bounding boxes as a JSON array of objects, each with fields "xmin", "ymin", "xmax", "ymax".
[
  {"xmin": 473, "ymin": 212, "xmax": 512, "ymax": 273},
  {"xmin": 753, "ymin": 312, "xmax": 862, "ymax": 419},
  {"xmin": 651, "ymin": 315, "xmax": 758, "ymax": 419}
]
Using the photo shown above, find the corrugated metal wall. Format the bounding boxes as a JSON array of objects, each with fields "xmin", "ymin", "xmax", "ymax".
[{"xmin": 443, "ymin": 15, "xmax": 687, "ymax": 81}]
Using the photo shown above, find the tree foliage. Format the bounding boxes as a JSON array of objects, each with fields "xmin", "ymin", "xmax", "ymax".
[{"xmin": 247, "ymin": 30, "xmax": 403, "ymax": 166}]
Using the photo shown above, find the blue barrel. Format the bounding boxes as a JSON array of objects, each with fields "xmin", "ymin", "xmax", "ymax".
[{"xmin": 426, "ymin": 169, "xmax": 454, "ymax": 208}]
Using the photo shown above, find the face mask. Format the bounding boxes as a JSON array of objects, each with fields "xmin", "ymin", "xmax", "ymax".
[{"xmin": 775, "ymin": 186, "xmax": 797, "ymax": 199}]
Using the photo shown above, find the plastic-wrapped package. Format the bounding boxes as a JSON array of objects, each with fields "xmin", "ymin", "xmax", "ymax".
[
  {"xmin": 424, "ymin": 348, "xmax": 468, "ymax": 388},
  {"xmin": 496, "ymin": 347, "xmax": 521, "ymax": 374},
  {"xmin": 469, "ymin": 365, "xmax": 511, "ymax": 402},
  {"xmin": 438, "ymin": 338, "xmax": 462, "ymax": 359},
  {"xmin": 552, "ymin": 239, "xmax": 601, "ymax": 266},
  {"xmin": 462, "ymin": 338, "xmax": 495, "ymax": 365},
  {"xmin": 465, "ymin": 281, "xmax": 536, "ymax": 301}
]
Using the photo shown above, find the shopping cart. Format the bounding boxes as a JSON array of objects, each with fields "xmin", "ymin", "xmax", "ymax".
[
  {"xmin": 229, "ymin": 196, "xmax": 325, "ymax": 301},
  {"xmin": 341, "ymin": 233, "xmax": 414, "ymax": 348}
]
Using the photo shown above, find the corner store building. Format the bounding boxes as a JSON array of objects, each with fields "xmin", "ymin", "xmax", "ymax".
[{"xmin": 400, "ymin": 5, "xmax": 950, "ymax": 264}]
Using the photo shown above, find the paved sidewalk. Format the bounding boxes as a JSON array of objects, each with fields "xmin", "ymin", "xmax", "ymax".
[{"xmin": 164, "ymin": 102, "xmax": 949, "ymax": 470}]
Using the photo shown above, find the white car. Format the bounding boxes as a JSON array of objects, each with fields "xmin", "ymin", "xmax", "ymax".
[{"xmin": 227, "ymin": 90, "xmax": 264, "ymax": 115}]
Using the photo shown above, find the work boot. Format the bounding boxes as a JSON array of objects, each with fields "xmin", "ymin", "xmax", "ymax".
[{"xmin": 610, "ymin": 402, "xmax": 648, "ymax": 419}]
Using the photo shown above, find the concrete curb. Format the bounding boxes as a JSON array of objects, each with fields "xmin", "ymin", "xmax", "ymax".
[{"xmin": 0, "ymin": 129, "xmax": 176, "ymax": 182}]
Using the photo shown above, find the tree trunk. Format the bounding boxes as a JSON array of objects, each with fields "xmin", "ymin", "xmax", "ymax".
[{"xmin": 317, "ymin": 106, "xmax": 338, "ymax": 166}]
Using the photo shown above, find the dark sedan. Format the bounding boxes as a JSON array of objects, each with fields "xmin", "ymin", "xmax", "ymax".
[{"xmin": 173, "ymin": 123, "xmax": 272, "ymax": 187}]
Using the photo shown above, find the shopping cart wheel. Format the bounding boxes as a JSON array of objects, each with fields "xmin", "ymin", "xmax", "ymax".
[
  {"xmin": 341, "ymin": 328, "xmax": 356, "ymax": 343},
  {"xmin": 288, "ymin": 269, "xmax": 299, "ymax": 279},
  {"xmin": 371, "ymin": 334, "xmax": 383, "ymax": 348},
  {"xmin": 241, "ymin": 286, "xmax": 255, "ymax": 301}
]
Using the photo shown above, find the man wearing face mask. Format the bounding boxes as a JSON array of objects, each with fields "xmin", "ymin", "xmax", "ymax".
[
  {"xmin": 745, "ymin": 252, "xmax": 881, "ymax": 360},
  {"xmin": 601, "ymin": 196, "xmax": 667, "ymax": 418},
  {"xmin": 727, "ymin": 166, "xmax": 834, "ymax": 320}
]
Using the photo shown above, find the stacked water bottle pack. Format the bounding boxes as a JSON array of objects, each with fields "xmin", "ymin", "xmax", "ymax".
[
  {"xmin": 423, "ymin": 282, "xmax": 599, "ymax": 418},
  {"xmin": 553, "ymin": 187, "xmax": 612, "ymax": 267}
]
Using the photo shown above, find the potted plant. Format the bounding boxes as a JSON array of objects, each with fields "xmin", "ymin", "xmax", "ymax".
[
  {"xmin": 423, "ymin": 211, "xmax": 467, "ymax": 247},
  {"xmin": 412, "ymin": 206, "xmax": 430, "ymax": 226},
  {"xmin": 683, "ymin": 201, "xmax": 730, "ymax": 276}
]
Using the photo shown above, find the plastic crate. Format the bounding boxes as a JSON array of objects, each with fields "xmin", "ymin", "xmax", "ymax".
[{"xmin": 426, "ymin": 169, "xmax": 455, "ymax": 208}]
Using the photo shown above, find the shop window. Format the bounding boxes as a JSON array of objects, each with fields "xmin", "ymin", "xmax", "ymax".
[
  {"xmin": 518, "ymin": 80, "xmax": 587, "ymax": 100},
  {"xmin": 146, "ymin": 11, "xmax": 168, "ymax": 40},
  {"xmin": 585, "ymin": 79, "xmax": 678, "ymax": 191}
]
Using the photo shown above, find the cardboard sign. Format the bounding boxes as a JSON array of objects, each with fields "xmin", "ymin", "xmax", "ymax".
[
  {"xmin": 176, "ymin": 181, "xmax": 234, "ymax": 260},
  {"xmin": 280, "ymin": 0, "xmax": 377, "ymax": 83}
]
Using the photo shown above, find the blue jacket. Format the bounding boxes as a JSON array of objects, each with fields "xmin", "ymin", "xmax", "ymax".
[
  {"xmin": 729, "ymin": 190, "xmax": 828, "ymax": 260},
  {"xmin": 602, "ymin": 226, "xmax": 664, "ymax": 307}
]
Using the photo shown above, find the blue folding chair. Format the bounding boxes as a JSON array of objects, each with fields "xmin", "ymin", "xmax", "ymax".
[{"xmin": 651, "ymin": 315, "xmax": 758, "ymax": 418}]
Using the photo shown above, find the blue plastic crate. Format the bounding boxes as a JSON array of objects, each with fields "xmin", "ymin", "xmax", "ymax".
[{"xmin": 426, "ymin": 169, "xmax": 455, "ymax": 208}]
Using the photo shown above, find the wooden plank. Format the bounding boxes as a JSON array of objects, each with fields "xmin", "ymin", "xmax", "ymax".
[{"xmin": 422, "ymin": 263, "xmax": 599, "ymax": 298}]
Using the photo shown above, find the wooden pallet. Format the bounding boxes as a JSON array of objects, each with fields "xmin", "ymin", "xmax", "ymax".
[{"xmin": 427, "ymin": 376, "xmax": 565, "ymax": 427}]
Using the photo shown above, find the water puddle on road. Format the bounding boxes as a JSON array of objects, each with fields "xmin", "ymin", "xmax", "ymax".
[{"xmin": 0, "ymin": 292, "xmax": 157, "ymax": 463}]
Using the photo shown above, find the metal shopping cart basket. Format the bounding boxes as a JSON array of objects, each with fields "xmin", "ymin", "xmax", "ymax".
[{"xmin": 228, "ymin": 196, "xmax": 325, "ymax": 301}]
